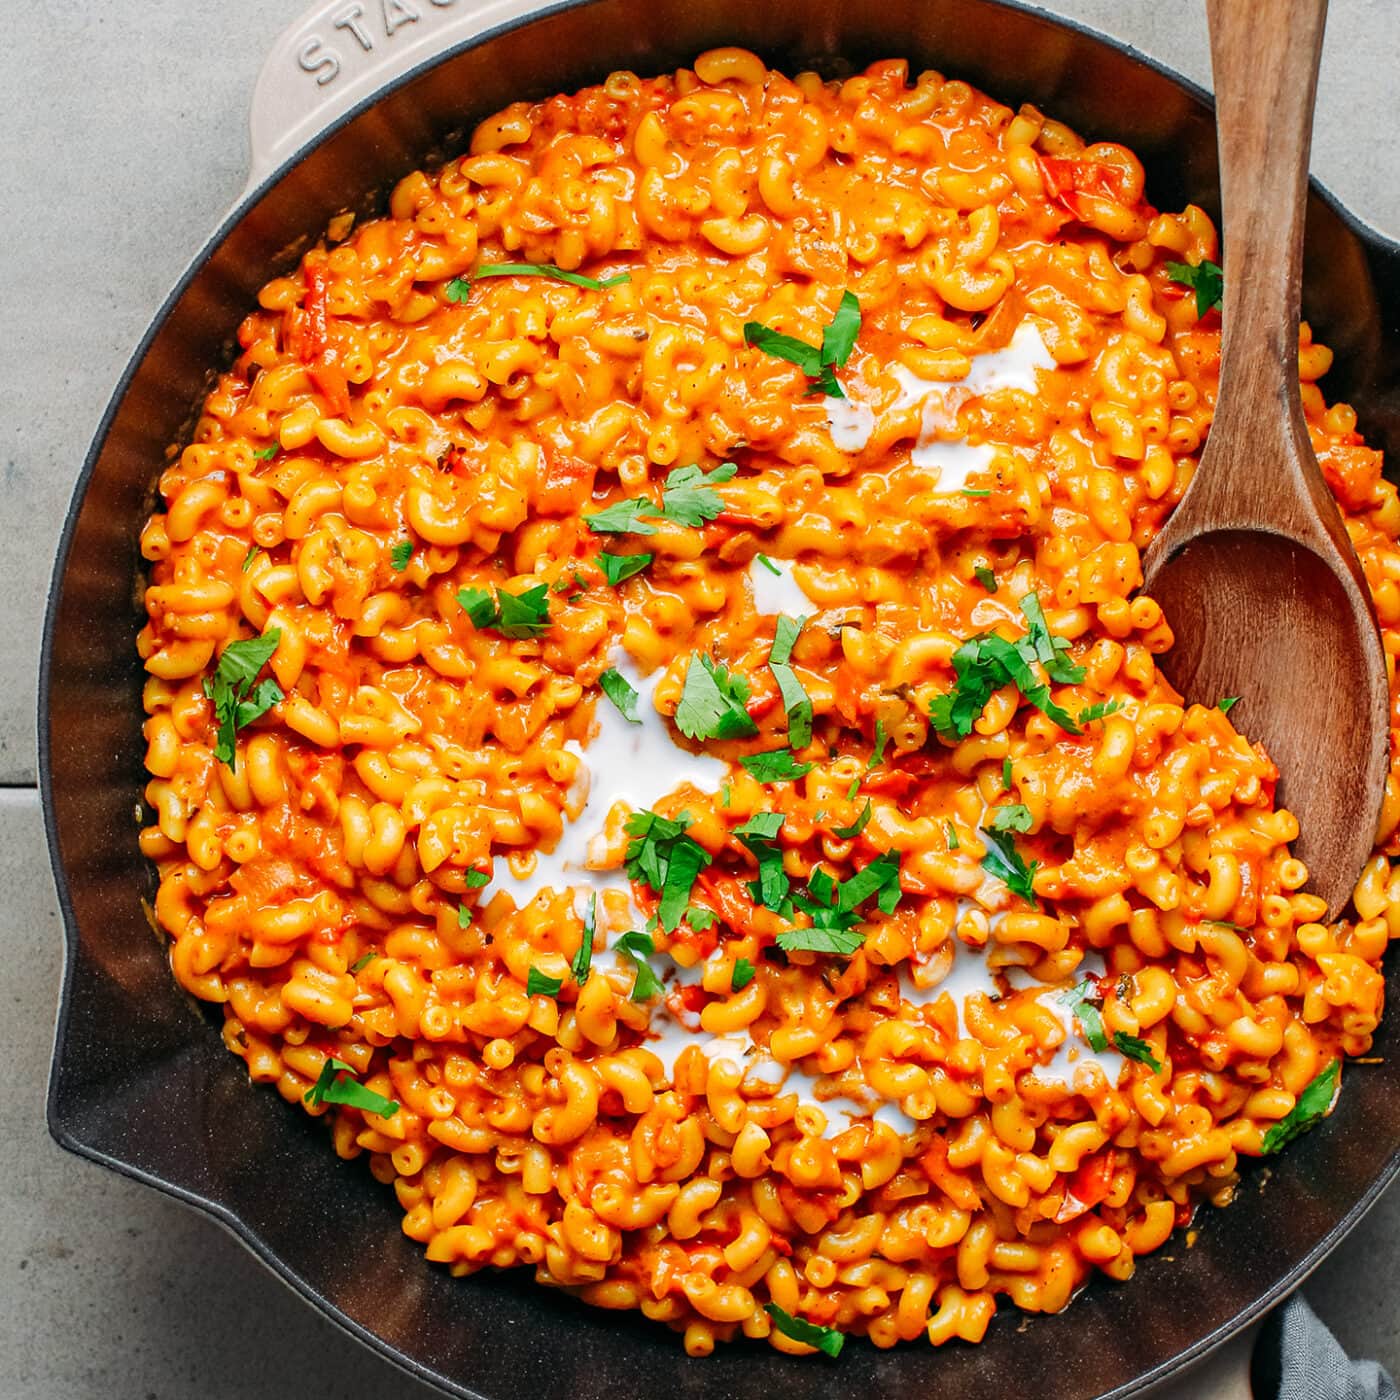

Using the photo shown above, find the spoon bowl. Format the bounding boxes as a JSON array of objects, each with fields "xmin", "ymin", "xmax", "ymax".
[{"xmin": 1141, "ymin": 0, "xmax": 1389, "ymax": 916}]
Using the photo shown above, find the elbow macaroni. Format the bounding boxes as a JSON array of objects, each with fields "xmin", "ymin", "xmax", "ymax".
[{"xmin": 136, "ymin": 54, "xmax": 1400, "ymax": 1356}]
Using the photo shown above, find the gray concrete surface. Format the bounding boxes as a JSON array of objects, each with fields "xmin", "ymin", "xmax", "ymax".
[{"xmin": 3, "ymin": 2, "xmax": 1398, "ymax": 1396}]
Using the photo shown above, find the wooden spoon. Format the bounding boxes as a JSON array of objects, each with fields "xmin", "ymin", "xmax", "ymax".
[{"xmin": 1142, "ymin": 0, "xmax": 1389, "ymax": 918}]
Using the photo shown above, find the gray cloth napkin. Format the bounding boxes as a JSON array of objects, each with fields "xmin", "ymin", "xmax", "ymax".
[{"xmin": 1253, "ymin": 1295, "xmax": 1398, "ymax": 1399}]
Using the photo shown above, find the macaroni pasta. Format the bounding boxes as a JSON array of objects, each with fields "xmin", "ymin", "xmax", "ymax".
[{"xmin": 137, "ymin": 52, "xmax": 1400, "ymax": 1356}]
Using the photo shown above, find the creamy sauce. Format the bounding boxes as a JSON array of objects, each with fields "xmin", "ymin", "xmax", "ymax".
[
  {"xmin": 484, "ymin": 652, "xmax": 725, "ymax": 915},
  {"xmin": 879, "ymin": 318, "xmax": 1057, "ymax": 492},
  {"xmin": 747, "ymin": 555, "xmax": 818, "ymax": 617},
  {"xmin": 824, "ymin": 394, "xmax": 877, "ymax": 452}
]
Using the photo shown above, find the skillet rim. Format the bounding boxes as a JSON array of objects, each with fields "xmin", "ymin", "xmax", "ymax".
[{"xmin": 39, "ymin": 2, "xmax": 1400, "ymax": 1397}]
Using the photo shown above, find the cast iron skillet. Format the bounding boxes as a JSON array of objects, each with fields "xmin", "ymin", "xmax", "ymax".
[{"xmin": 41, "ymin": 1, "xmax": 1400, "ymax": 1397}]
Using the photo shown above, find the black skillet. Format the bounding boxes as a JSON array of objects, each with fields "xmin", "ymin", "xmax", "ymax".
[{"xmin": 41, "ymin": 1, "xmax": 1400, "ymax": 1396}]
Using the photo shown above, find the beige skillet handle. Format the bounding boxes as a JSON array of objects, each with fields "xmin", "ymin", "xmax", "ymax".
[
  {"xmin": 243, "ymin": 9, "xmax": 1270, "ymax": 1396},
  {"xmin": 245, "ymin": 0, "xmax": 543, "ymax": 193}
]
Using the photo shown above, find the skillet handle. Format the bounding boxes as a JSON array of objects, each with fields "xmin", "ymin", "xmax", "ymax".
[{"xmin": 245, "ymin": 0, "xmax": 540, "ymax": 193}]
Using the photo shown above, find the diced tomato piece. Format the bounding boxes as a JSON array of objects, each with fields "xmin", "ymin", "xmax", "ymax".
[
  {"xmin": 308, "ymin": 360, "xmax": 350, "ymax": 416},
  {"xmin": 1054, "ymin": 1150, "xmax": 1115, "ymax": 1223},
  {"xmin": 535, "ymin": 445, "xmax": 598, "ymax": 517}
]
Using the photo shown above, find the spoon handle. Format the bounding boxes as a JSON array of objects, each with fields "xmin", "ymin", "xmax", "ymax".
[{"xmin": 1204, "ymin": 0, "xmax": 1330, "ymax": 515}]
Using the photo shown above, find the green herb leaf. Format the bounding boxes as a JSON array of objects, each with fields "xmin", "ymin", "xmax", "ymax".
[
  {"xmin": 740, "ymin": 748, "xmax": 813, "ymax": 782},
  {"xmin": 615, "ymin": 928, "xmax": 664, "ymax": 1001},
  {"xmin": 203, "ymin": 630, "xmax": 283, "ymax": 770},
  {"xmin": 599, "ymin": 667, "xmax": 641, "ymax": 724},
  {"xmin": 1020, "ymin": 594, "xmax": 1085, "ymax": 684},
  {"xmin": 1078, "ymin": 698, "xmax": 1123, "ymax": 725},
  {"xmin": 868, "ymin": 719, "xmax": 888, "ymax": 769},
  {"xmin": 979, "ymin": 827, "xmax": 1039, "ymax": 908},
  {"xmin": 464, "ymin": 867, "xmax": 490, "ymax": 889},
  {"xmin": 833, "ymin": 800, "xmax": 872, "ymax": 840},
  {"xmin": 755, "ymin": 552, "xmax": 782, "ymax": 576},
  {"xmin": 304, "ymin": 1058, "xmax": 399, "ymax": 1117},
  {"xmin": 988, "ymin": 803, "xmax": 1032, "ymax": 834},
  {"xmin": 659, "ymin": 462, "xmax": 736, "ymax": 528},
  {"xmin": 1003, "ymin": 756, "xmax": 1014, "ymax": 791},
  {"xmin": 845, "ymin": 777, "xmax": 861, "ymax": 802},
  {"xmin": 1062, "ymin": 979, "xmax": 1109, "ymax": 1052},
  {"xmin": 456, "ymin": 583, "xmax": 551, "ymax": 639},
  {"xmin": 254, "ymin": 443, "xmax": 279, "ymax": 461},
  {"xmin": 597, "ymin": 551, "xmax": 653, "ymax": 586},
  {"xmin": 242, "ymin": 545, "xmax": 262, "ymax": 572},
  {"xmin": 731, "ymin": 958, "xmax": 756, "ymax": 991},
  {"xmin": 736, "ymin": 811, "xmax": 790, "ymax": 911},
  {"xmin": 947, "ymin": 821, "xmax": 960, "ymax": 850},
  {"xmin": 444, "ymin": 277, "xmax": 473, "ymax": 303},
  {"xmin": 468, "ymin": 262, "xmax": 631, "ymax": 291},
  {"xmin": 624, "ymin": 811, "xmax": 713, "ymax": 933},
  {"xmin": 764, "ymin": 1304, "xmax": 845, "ymax": 1358},
  {"xmin": 776, "ymin": 924, "xmax": 866, "ymax": 956},
  {"xmin": 1261, "ymin": 1060, "xmax": 1340, "ymax": 1154},
  {"xmin": 686, "ymin": 905, "xmax": 718, "ymax": 932},
  {"xmin": 457, "ymin": 905, "xmax": 472, "ymax": 929},
  {"xmin": 928, "ymin": 598, "xmax": 1083, "ymax": 740},
  {"xmin": 1219, "ymin": 696, "xmax": 1240, "ymax": 714},
  {"xmin": 1113, "ymin": 1032, "xmax": 1163, "ymax": 1074},
  {"xmin": 349, "ymin": 951, "xmax": 378, "ymax": 973},
  {"xmin": 571, "ymin": 895, "xmax": 596, "ymax": 986},
  {"xmin": 584, "ymin": 497, "xmax": 658, "ymax": 535},
  {"xmin": 1165, "ymin": 258, "xmax": 1224, "ymax": 318},
  {"xmin": 973, "ymin": 564, "xmax": 998, "ymax": 592},
  {"xmin": 820, "ymin": 290, "xmax": 862, "ymax": 373},
  {"xmin": 769, "ymin": 615, "xmax": 813, "ymax": 748},
  {"xmin": 675, "ymin": 653, "xmax": 758, "ymax": 741},
  {"xmin": 836, "ymin": 850, "xmax": 902, "ymax": 915},
  {"xmin": 527, "ymin": 967, "xmax": 564, "ymax": 997},
  {"xmin": 961, "ymin": 488, "xmax": 992, "ymax": 497},
  {"xmin": 389, "ymin": 539, "xmax": 414, "ymax": 572},
  {"xmin": 745, "ymin": 291, "xmax": 861, "ymax": 400}
]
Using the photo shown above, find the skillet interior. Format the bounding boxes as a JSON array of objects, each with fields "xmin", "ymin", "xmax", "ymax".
[{"xmin": 42, "ymin": 1, "xmax": 1400, "ymax": 1396}]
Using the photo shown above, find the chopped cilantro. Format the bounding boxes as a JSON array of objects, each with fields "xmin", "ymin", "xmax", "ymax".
[
  {"xmin": 599, "ymin": 667, "xmax": 641, "ymax": 724},
  {"xmin": 928, "ymin": 594, "xmax": 1083, "ymax": 739},
  {"xmin": 686, "ymin": 905, "xmax": 718, "ymax": 933},
  {"xmin": 1003, "ymin": 756, "xmax": 1014, "ymax": 790},
  {"xmin": 570, "ymin": 896, "xmax": 596, "ymax": 986},
  {"xmin": 675, "ymin": 653, "xmax": 758, "ymax": 741},
  {"xmin": 203, "ymin": 630, "xmax": 283, "ymax": 770},
  {"xmin": 833, "ymin": 799, "xmax": 873, "ymax": 840},
  {"xmin": 624, "ymin": 811, "xmax": 712, "ymax": 932},
  {"xmin": 1165, "ymin": 258, "xmax": 1223, "ymax": 318},
  {"xmin": 614, "ymin": 929, "xmax": 663, "ymax": 1001},
  {"xmin": 779, "ymin": 851, "xmax": 902, "ymax": 955},
  {"xmin": 349, "ymin": 951, "xmax": 378, "ymax": 974},
  {"xmin": 764, "ymin": 1304, "xmax": 844, "ymax": 1358},
  {"xmin": 988, "ymin": 803, "xmax": 1032, "ymax": 833},
  {"xmin": 304, "ymin": 1058, "xmax": 398, "ymax": 1117},
  {"xmin": 1078, "ymin": 698, "xmax": 1122, "ymax": 725},
  {"xmin": 464, "ymin": 868, "xmax": 490, "ymax": 889},
  {"xmin": 740, "ymin": 749, "xmax": 813, "ymax": 782},
  {"xmin": 253, "ymin": 444, "xmax": 279, "ymax": 461},
  {"xmin": 947, "ymin": 821, "xmax": 960, "ymax": 850},
  {"xmin": 1063, "ymin": 979, "xmax": 1108, "ymax": 1052},
  {"xmin": 1114, "ymin": 1033, "xmax": 1163, "ymax": 1074},
  {"xmin": 457, "ymin": 905, "xmax": 471, "ymax": 929},
  {"xmin": 868, "ymin": 719, "xmax": 888, "ymax": 769},
  {"xmin": 456, "ymin": 583, "xmax": 551, "ymax": 639},
  {"xmin": 744, "ymin": 290, "xmax": 862, "ymax": 398},
  {"xmin": 979, "ymin": 827, "xmax": 1039, "ymax": 908},
  {"xmin": 597, "ymin": 551, "xmax": 653, "ymax": 586},
  {"xmin": 735, "ymin": 811, "xmax": 789, "ymax": 911},
  {"xmin": 731, "ymin": 958, "xmax": 756, "ymax": 991},
  {"xmin": 241, "ymin": 545, "xmax": 262, "ymax": 572},
  {"xmin": 1261, "ymin": 1060, "xmax": 1340, "ymax": 1154},
  {"xmin": 457, "ymin": 262, "xmax": 631, "ymax": 293},
  {"xmin": 769, "ymin": 615, "xmax": 813, "ymax": 748},
  {"xmin": 527, "ymin": 967, "xmax": 564, "ymax": 997},
  {"xmin": 961, "ymin": 487, "xmax": 992, "ymax": 498},
  {"xmin": 584, "ymin": 463, "xmax": 736, "ymax": 536},
  {"xmin": 755, "ymin": 553, "xmax": 782, "ymax": 576},
  {"xmin": 845, "ymin": 777, "xmax": 861, "ymax": 802},
  {"xmin": 389, "ymin": 539, "xmax": 413, "ymax": 572},
  {"xmin": 974, "ymin": 565, "xmax": 998, "ymax": 592},
  {"xmin": 1219, "ymin": 696, "xmax": 1240, "ymax": 714}
]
